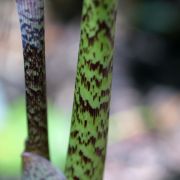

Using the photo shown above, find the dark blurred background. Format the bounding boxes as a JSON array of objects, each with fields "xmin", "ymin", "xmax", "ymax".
[{"xmin": 0, "ymin": 0, "xmax": 180, "ymax": 179}]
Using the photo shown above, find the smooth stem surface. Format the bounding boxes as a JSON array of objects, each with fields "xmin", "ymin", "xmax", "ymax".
[
  {"xmin": 16, "ymin": 0, "xmax": 49, "ymax": 159},
  {"xmin": 65, "ymin": 0, "xmax": 117, "ymax": 179}
]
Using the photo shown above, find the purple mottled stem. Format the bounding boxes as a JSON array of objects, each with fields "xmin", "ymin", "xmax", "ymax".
[{"xmin": 16, "ymin": 0, "xmax": 49, "ymax": 160}]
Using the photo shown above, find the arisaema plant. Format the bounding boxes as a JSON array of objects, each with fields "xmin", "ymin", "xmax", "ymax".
[
  {"xmin": 65, "ymin": 0, "xmax": 117, "ymax": 179},
  {"xmin": 16, "ymin": 0, "xmax": 49, "ymax": 159},
  {"xmin": 16, "ymin": 0, "xmax": 118, "ymax": 179}
]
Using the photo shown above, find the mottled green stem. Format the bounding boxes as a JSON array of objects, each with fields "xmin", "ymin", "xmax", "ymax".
[
  {"xmin": 65, "ymin": 0, "xmax": 117, "ymax": 179},
  {"xmin": 16, "ymin": 0, "xmax": 49, "ymax": 159}
]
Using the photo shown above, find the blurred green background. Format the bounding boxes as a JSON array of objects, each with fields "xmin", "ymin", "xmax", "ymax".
[{"xmin": 0, "ymin": 99, "xmax": 71, "ymax": 178}]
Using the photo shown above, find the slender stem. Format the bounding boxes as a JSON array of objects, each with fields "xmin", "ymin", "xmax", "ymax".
[
  {"xmin": 16, "ymin": 0, "xmax": 49, "ymax": 159},
  {"xmin": 65, "ymin": 0, "xmax": 117, "ymax": 179}
]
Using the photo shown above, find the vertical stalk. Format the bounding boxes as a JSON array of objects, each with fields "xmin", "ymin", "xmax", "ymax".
[
  {"xmin": 16, "ymin": 0, "xmax": 49, "ymax": 159},
  {"xmin": 65, "ymin": 0, "xmax": 117, "ymax": 179}
]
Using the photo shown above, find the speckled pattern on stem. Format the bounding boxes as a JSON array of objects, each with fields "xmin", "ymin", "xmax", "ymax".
[
  {"xmin": 16, "ymin": 0, "xmax": 49, "ymax": 159},
  {"xmin": 65, "ymin": 0, "xmax": 117, "ymax": 179}
]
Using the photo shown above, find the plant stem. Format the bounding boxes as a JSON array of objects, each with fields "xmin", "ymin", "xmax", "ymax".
[
  {"xmin": 16, "ymin": 0, "xmax": 49, "ymax": 159},
  {"xmin": 65, "ymin": 0, "xmax": 117, "ymax": 179}
]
